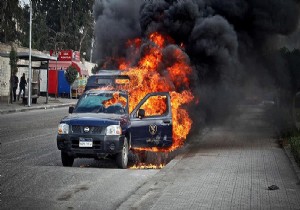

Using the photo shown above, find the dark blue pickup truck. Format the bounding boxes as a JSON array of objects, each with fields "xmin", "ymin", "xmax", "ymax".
[{"xmin": 57, "ymin": 89, "xmax": 172, "ymax": 168}]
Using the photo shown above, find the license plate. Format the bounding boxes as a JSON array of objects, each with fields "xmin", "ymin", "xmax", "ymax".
[{"xmin": 79, "ymin": 137, "xmax": 93, "ymax": 147}]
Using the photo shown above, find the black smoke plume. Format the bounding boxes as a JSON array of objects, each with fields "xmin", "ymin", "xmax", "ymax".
[
  {"xmin": 93, "ymin": 0, "xmax": 142, "ymax": 64},
  {"xmin": 93, "ymin": 0, "xmax": 300, "ymax": 128}
]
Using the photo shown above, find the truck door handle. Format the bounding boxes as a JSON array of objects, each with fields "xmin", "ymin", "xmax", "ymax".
[{"xmin": 163, "ymin": 120, "xmax": 170, "ymax": 124}]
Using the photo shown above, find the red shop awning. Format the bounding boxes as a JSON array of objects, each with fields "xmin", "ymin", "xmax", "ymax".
[
  {"xmin": 71, "ymin": 61, "xmax": 89, "ymax": 77},
  {"xmin": 49, "ymin": 61, "xmax": 89, "ymax": 77}
]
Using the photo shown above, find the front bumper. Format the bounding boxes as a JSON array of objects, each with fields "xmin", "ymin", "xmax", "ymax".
[{"xmin": 57, "ymin": 134, "xmax": 125, "ymax": 158}]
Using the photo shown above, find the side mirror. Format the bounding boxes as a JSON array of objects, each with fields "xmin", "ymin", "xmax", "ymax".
[
  {"xmin": 69, "ymin": 106, "xmax": 74, "ymax": 114},
  {"xmin": 137, "ymin": 109, "xmax": 145, "ymax": 119}
]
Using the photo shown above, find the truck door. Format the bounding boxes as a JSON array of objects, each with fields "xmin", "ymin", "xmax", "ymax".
[{"xmin": 130, "ymin": 92, "xmax": 172, "ymax": 148}]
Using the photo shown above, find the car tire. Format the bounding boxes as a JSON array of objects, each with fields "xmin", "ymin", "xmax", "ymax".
[
  {"xmin": 61, "ymin": 151, "xmax": 74, "ymax": 167},
  {"xmin": 116, "ymin": 138, "xmax": 128, "ymax": 169}
]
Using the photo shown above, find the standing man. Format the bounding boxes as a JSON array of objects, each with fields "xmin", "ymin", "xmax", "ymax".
[
  {"xmin": 11, "ymin": 73, "xmax": 19, "ymax": 102},
  {"xmin": 18, "ymin": 73, "xmax": 27, "ymax": 101}
]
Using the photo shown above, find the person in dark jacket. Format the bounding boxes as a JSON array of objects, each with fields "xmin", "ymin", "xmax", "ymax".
[
  {"xmin": 18, "ymin": 73, "xmax": 27, "ymax": 101},
  {"xmin": 11, "ymin": 73, "xmax": 19, "ymax": 102}
]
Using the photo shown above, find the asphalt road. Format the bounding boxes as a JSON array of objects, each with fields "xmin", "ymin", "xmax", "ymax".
[
  {"xmin": 0, "ymin": 108, "xmax": 159, "ymax": 209},
  {"xmin": 1, "ymin": 105, "xmax": 300, "ymax": 209}
]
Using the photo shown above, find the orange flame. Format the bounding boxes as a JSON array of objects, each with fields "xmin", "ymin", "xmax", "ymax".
[
  {"xmin": 150, "ymin": 32, "xmax": 165, "ymax": 47},
  {"xmin": 130, "ymin": 163, "xmax": 165, "ymax": 169},
  {"xmin": 110, "ymin": 32, "xmax": 194, "ymax": 152},
  {"xmin": 167, "ymin": 48, "xmax": 192, "ymax": 89},
  {"xmin": 140, "ymin": 95, "xmax": 168, "ymax": 116},
  {"xmin": 119, "ymin": 61, "xmax": 129, "ymax": 70},
  {"xmin": 102, "ymin": 92, "xmax": 127, "ymax": 108},
  {"xmin": 116, "ymin": 32, "xmax": 194, "ymax": 152}
]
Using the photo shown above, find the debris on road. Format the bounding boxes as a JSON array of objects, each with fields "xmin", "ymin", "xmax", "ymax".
[{"xmin": 268, "ymin": 185, "xmax": 279, "ymax": 190}]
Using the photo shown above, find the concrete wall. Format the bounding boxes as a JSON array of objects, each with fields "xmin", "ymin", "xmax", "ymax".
[{"xmin": 0, "ymin": 56, "xmax": 11, "ymax": 102}]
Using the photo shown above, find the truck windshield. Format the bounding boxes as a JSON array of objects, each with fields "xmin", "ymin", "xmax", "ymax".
[{"xmin": 74, "ymin": 92, "xmax": 127, "ymax": 114}]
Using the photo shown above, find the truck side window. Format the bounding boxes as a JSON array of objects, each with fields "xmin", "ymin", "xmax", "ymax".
[{"xmin": 140, "ymin": 95, "xmax": 168, "ymax": 117}]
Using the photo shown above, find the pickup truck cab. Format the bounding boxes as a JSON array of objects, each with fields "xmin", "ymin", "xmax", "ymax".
[
  {"xmin": 84, "ymin": 70, "xmax": 130, "ymax": 91},
  {"xmin": 57, "ymin": 89, "xmax": 172, "ymax": 168}
]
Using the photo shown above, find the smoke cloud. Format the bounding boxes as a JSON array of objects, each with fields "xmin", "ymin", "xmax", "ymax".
[
  {"xmin": 93, "ymin": 0, "xmax": 300, "ymax": 126},
  {"xmin": 93, "ymin": 0, "xmax": 142, "ymax": 62}
]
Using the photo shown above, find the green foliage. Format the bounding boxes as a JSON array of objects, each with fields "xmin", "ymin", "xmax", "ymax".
[
  {"xmin": 28, "ymin": 0, "xmax": 94, "ymax": 58},
  {"xmin": 65, "ymin": 66, "xmax": 78, "ymax": 85},
  {"xmin": 289, "ymin": 136, "xmax": 300, "ymax": 166},
  {"xmin": 0, "ymin": 0, "xmax": 23, "ymax": 43},
  {"xmin": 273, "ymin": 47, "xmax": 300, "ymax": 164},
  {"xmin": 281, "ymin": 48, "xmax": 300, "ymax": 94},
  {"xmin": 263, "ymin": 48, "xmax": 300, "ymax": 96},
  {"xmin": 264, "ymin": 48, "xmax": 300, "ymax": 139},
  {"xmin": 9, "ymin": 47, "xmax": 18, "ymax": 75},
  {"xmin": 1, "ymin": 0, "xmax": 94, "ymax": 61}
]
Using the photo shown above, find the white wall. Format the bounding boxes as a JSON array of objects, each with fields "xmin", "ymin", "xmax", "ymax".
[
  {"xmin": 40, "ymin": 70, "xmax": 47, "ymax": 92},
  {"xmin": 0, "ymin": 56, "xmax": 11, "ymax": 101}
]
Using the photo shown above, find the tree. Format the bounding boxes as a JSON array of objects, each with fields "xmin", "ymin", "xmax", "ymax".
[
  {"xmin": 9, "ymin": 47, "xmax": 19, "ymax": 104},
  {"xmin": 0, "ymin": 0, "xmax": 23, "ymax": 43},
  {"xmin": 2, "ymin": 0, "xmax": 94, "ymax": 61},
  {"xmin": 65, "ymin": 66, "xmax": 78, "ymax": 98},
  {"xmin": 263, "ymin": 48, "xmax": 300, "ymax": 135},
  {"xmin": 281, "ymin": 49, "xmax": 300, "ymax": 95},
  {"xmin": 19, "ymin": 0, "xmax": 94, "ymax": 60}
]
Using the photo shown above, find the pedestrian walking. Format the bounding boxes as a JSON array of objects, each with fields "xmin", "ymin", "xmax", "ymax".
[
  {"xmin": 18, "ymin": 73, "xmax": 27, "ymax": 101},
  {"xmin": 11, "ymin": 73, "xmax": 19, "ymax": 102}
]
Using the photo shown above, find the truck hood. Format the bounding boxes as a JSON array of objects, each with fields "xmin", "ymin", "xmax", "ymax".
[{"xmin": 61, "ymin": 113, "xmax": 128, "ymax": 126}]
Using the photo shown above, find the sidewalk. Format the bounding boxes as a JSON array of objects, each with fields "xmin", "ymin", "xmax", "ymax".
[
  {"xmin": 0, "ymin": 96, "xmax": 77, "ymax": 114},
  {"xmin": 118, "ymin": 106, "xmax": 300, "ymax": 210}
]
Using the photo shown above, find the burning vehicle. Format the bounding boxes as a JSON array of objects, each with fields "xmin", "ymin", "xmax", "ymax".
[
  {"xmin": 56, "ymin": 33, "xmax": 195, "ymax": 169},
  {"xmin": 57, "ymin": 89, "xmax": 173, "ymax": 168}
]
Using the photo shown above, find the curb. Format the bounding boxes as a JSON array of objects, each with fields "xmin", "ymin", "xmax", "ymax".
[
  {"xmin": 0, "ymin": 103, "xmax": 75, "ymax": 115},
  {"xmin": 283, "ymin": 145, "xmax": 300, "ymax": 183}
]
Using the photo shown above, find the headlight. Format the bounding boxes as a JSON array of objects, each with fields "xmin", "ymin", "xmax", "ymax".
[
  {"xmin": 58, "ymin": 123, "xmax": 69, "ymax": 134},
  {"xmin": 106, "ymin": 125, "xmax": 121, "ymax": 135}
]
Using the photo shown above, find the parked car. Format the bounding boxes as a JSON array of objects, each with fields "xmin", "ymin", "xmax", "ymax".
[{"xmin": 56, "ymin": 89, "xmax": 173, "ymax": 168}]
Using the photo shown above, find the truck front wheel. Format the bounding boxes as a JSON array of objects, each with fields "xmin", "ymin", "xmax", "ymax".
[
  {"xmin": 61, "ymin": 151, "xmax": 74, "ymax": 167},
  {"xmin": 116, "ymin": 138, "xmax": 128, "ymax": 169}
]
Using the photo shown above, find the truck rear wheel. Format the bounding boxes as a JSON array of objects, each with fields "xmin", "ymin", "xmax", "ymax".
[
  {"xmin": 61, "ymin": 151, "xmax": 74, "ymax": 167},
  {"xmin": 116, "ymin": 138, "xmax": 128, "ymax": 169}
]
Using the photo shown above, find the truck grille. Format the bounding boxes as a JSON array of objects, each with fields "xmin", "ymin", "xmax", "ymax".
[
  {"xmin": 71, "ymin": 125, "xmax": 105, "ymax": 134},
  {"xmin": 72, "ymin": 125, "xmax": 81, "ymax": 133}
]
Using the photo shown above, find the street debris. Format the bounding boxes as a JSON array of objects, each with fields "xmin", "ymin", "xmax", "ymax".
[{"xmin": 268, "ymin": 185, "xmax": 279, "ymax": 190}]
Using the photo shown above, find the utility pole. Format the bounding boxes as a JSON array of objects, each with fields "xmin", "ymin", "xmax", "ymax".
[
  {"xmin": 90, "ymin": 38, "xmax": 94, "ymax": 63},
  {"xmin": 28, "ymin": 0, "xmax": 32, "ymax": 107}
]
